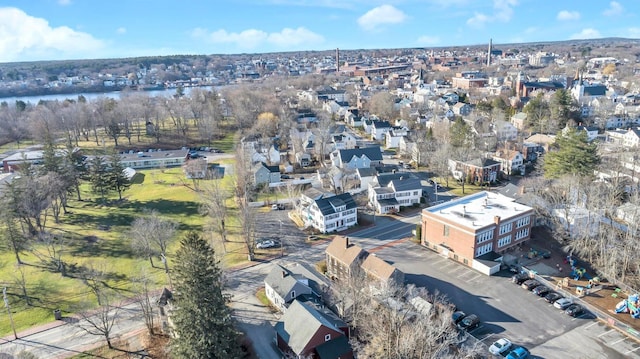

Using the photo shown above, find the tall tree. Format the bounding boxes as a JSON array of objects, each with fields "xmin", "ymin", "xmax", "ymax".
[
  {"xmin": 88, "ymin": 156, "xmax": 111, "ymax": 201},
  {"xmin": 523, "ymin": 93, "xmax": 552, "ymax": 133},
  {"xmin": 107, "ymin": 152, "xmax": 130, "ymax": 200},
  {"xmin": 543, "ymin": 128, "xmax": 600, "ymax": 178},
  {"xmin": 129, "ymin": 209, "xmax": 177, "ymax": 274},
  {"xmin": 170, "ymin": 232, "xmax": 242, "ymax": 359},
  {"xmin": 449, "ymin": 117, "xmax": 474, "ymax": 149}
]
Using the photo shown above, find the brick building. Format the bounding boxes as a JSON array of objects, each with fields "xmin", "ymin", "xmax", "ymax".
[{"xmin": 421, "ymin": 191, "xmax": 535, "ymax": 275}]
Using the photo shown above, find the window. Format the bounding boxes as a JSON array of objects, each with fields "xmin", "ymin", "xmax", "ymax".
[
  {"xmin": 325, "ymin": 334, "xmax": 331, "ymax": 342},
  {"xmin": 499, "ymin": 222, "xmax": 513, "ymax": 235},
  {"xmin": 443, "ymin": 225, "xmax": 449, "ymax": 237},
  {"xmin": 516, "ymin": 216, "xmax": 531, "ymax": 228},
  {"xmin": 475, "ymin": 242, "xmax": 493, "ymax": 257},
  {"xmin": 476, "ymin": 230, "xmax": 493, "ymax": 244},
  {"xmin": 515, "ymin": 228, "xmax": 529, "ymax": 240},
  {"xmin": 497, "ymin": 235, "xmax": 512, "ymax": 247}
]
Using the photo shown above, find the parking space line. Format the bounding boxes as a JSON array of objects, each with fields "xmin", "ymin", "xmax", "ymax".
[
  {"xmin": 466, "ymin": 274, "xmax": 482, "ymax": 283},
  {"xmin": 611, "ymin": 337, "xmax": 627, "ymax": 345},
  {"xmin": 598, "ymin": 329, "xmax": 614, "ymax": 337},
  {"xmin": 585, "ymin": 321, "xmax": 600, "ymax": 329},
  {"xmin": 457, "ymin": 270, "xmax": 475, "ymax": 278},
  {"xmin": 625, "ymin": 346, "xmax": 640, "ymax": 355}
]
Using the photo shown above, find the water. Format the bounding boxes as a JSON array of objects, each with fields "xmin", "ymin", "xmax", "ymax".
[{"xmin": 0, "ymin": 86, "xmax": 219, "ymax": 104}]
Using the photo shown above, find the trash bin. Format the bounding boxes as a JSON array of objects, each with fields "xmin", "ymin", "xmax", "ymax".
[{"xmin": 53, "ymin": 309, "xmax": 62, "ymax": 320}]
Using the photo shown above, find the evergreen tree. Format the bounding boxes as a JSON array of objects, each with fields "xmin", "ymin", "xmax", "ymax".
[
  {"xmin": 449, "ymin": 117, "xmax": 473, "ymax": 148},
  {"xmin": 107, "ymin": 152, "xmax": 130, "ymax": 200},
  {"xmin": 543, "ymin": 128, "xmax": 600, "ymax": 179},
  {"xmin": 88, "ymin": 156, "xmax": 111, "ymax": 201},
  {"xmin": 171, "ymin": 232, "xmax": 242, "ymax": 359}
]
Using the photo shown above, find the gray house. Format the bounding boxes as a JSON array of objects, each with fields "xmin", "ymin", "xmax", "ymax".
[
  {"xmin": 254, "ymin": 162, "xmax": 281, "ymax": 185},
  {"xmin": 264, "ymin": 264, "xmax": 315, "ymax": 312},
  {"xmin": 331, "ymin": 146, "xmax": 383, "ymax": 169}
]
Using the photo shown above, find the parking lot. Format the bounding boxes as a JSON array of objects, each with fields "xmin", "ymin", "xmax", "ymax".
[{"xmin": 371, "ymin": 240, "xmax": 640, "ymax": 358}]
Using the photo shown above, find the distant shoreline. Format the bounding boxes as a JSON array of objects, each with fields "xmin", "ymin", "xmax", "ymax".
[{"xmin": 0, "ymin": 85, "xmax": 132, "ymax": 100}]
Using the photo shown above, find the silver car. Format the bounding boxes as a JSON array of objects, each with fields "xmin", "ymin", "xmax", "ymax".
[{"xmin": 554, "ymin": 297, "xmax": 573, "ymax": 310}]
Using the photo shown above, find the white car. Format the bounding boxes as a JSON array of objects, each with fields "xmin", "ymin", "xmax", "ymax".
[
  {"xmin": 489, "ymin": 338, "xmax": 512, "ymax": 356},
  {"xmin": 554, "ymin": 297, "xmax": 573, "ymax": 310},
  {"xmin": 256, "ymin": 240, "xmax": 276, "ymax": 249}
]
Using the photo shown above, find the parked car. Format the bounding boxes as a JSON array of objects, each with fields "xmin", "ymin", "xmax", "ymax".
[
  {"xmin": 256, "ymin": 239, "xmax": 276, "ymax": 249},
  {"xmin": 489, "ymin": 338, "xmax": 512, "ymax": 356},
  {"xmin": 457, "ymin": 314, "xmax": 480, "ymax": 331},
  {"xmin": 511, "ymin": 273, "xmax": 529, "ymax": 285},
  {"xmin": 565, "ymin": 304, "xmax": 584, "ymax": 317},
  {"xmin": 271, "ymin": 203, "xmax": 285, "ymax": 210},
  {"xmin": 452, "ymin": 311, "xmax": 466, "ymax": 324},
  {"xmin": 532, "ymin": 285, "xmax": 550, "ymax": 297},
  {"xmin": 554, "ymin": 298, "xmax": 573, "ymax": 310},
  {"xmin": 281, "ymin": 174, "xmax": 291, "ymax": 179},
  {"xmin": 544, "ymin": 292, "xmax": 563, "ymax": 304},
  {"xmin": 506, "ymin": 346, "xmax": 530, "ymax": 359},
  {"xmin": 521, "ymin": 279, "xmax": 540, "ymax": 291},
  {"xmin": 209, "ymin": 148, "xmax": 223, "ymax": 153}
]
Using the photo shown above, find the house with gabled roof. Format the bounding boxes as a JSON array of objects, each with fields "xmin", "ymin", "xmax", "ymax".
[
  {"xmin": 330, "ymin": 145, "xmax": 383, "ymax": 169},
  {"xmin": 264, "ymin": 264, "xmax": 316, "ymax": 312},
  {"xmin": 360, "ymin": 254, "xmax": 405, "ymax": 287},
  {"xmin": 492, "ymin": 149, "xmax": 525, "ymax": 176},
  {"xmin": 370, "ymin": 120, "xmax": 393, "ymax": 141},
  {"xmin": 622, "ymin": 128, "xmax": 640, "ymax": 148},
  {"xmin": 385, "ymin": 127, "xmax": 409, "ymax": 149},
  {"xmin": 274, "ymin": 300, "xmax": 353, "ymax": 359},
  {"xmin": 368, "ymin": 172, "xmax": 422, "ymax": 214},
  {"xmin": 302, "ymin": 192, "xmax": 358, "ymax": 233},
  {"xmin": 448, "ymin": 157, "xmax": 501, "ymax": 184},
  {"xmin": 451, "ymin": 102, "xmax": 472, "ymax": 116},
  {"xmin": 254, "ymin": 162, "xmax": 281, "ymax": 185},
  {"xmin": 325, "ymin": 236, "xmax": 368, "ymax": 281}
]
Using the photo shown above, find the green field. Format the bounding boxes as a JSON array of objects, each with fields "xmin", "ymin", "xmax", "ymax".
[{"xmin": 0, "ymin": 162, "xmax": 253, "ymax": 336}]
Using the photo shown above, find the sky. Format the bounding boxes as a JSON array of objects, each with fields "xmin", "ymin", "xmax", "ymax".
[{"xmin": 0, "ymin": 0, "xmax": 639, "ymax": 63}]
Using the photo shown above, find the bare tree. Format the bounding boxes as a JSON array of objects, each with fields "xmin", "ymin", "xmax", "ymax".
[
  {"xmin": 128, "ymin": 210, "xmax": 178, "ymax": 274},
  {"xmin": 12, "ymin": 264, "xmax": 31, "ymax": 306},
  {"xmin": 132, "ymin": 270, "xmax": 157, "ymax": 335},
  {"xmin": 76, "ymin": 287, "xmax": 120, "ymax": 349},
  {"xmin": 199, "ymin": 178, "xmax": 231, "ymax": 253}
]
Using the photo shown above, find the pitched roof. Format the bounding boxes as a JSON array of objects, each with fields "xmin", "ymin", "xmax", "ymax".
[
  {"xmin": 260, "ymin": 162, "xmax": 280, "ymax": 173},
  {"xmin": 338, "ymin": 146, "xmax": 383, "ymax": 163},
  {"xmin": 315, "ymin": 335, "xmax": 352, "ymax": 359},
  {"xmin": 314, "ymin": 192, "xmax": 357, "ymax": 216},
  {"xmin": 326, "ymin": 236, "xmax": 366, "ymax": 267},
  {"xmin": 361, "ymin": 254, "xmax": 399, "ymax": 282},
  {"xmin": 372, "ymin": 120, "xmax": 392, "ymax": 129},
  {"xmin": 274, "ymin": 300, "xmax": 345, "ymax": 355},
  {"xmin": 465, "ymin": 158, "xmax": 500, "ymax": 168},
  {"xmin": 265, "ymin": 264, "xmax": 310, "ymax": 299},
  {"xmin": 376, "ymin": 172, "xmax": 412, "ymax": 187},
  {"xmin": 357, "ymin": 167, "xmax": 377, "ymax": 178}
]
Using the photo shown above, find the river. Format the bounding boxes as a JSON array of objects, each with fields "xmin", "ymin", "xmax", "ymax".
[{"xmin": 0, "ymin": 86, "xmax": 220, "ymax": 104}]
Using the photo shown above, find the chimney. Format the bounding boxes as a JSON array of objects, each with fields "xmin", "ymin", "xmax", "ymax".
[
  {"xmin": 463, "ymin": 205, "xmax": 466, "ymax": 215},
  {"xmin": 519, "ymin": 186, "xmax": 525, "ymax": 195},
  {"xmin": 282, "ymin": 271, "xmax": 287, "ymax": 278},
  {"xmin": 345, "ymin": 236, "xmax": 349, "ymax": 248},
  {"xmin": 494, "ymin": 216, "xmax": 501, "ymax": 225}
]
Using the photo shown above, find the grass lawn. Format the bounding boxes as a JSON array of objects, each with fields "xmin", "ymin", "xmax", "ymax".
[{"xmin": 0, "ymin": 161, "xmax": 254, "ymax": 337}]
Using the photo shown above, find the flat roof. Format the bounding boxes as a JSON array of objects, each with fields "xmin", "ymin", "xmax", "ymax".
[{"xmin": 424, "ymin": 191, "xmax": 533, "ymax": 229}]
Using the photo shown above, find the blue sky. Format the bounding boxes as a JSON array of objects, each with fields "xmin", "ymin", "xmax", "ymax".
[{"xmin": 0, "ymin": 0, "xmax": 638, "ymax": 63}]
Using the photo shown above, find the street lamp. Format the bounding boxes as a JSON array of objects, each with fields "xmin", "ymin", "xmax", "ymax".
[{"xmin": 3, "ymin": 287, "xmax": 17, "ymax": 339}]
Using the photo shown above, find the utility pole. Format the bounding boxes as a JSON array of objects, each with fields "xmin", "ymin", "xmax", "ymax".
[
  {"xmin": 3, "ymin": 287, "xmax": 18, "ymax": 340},
  {"xmin": 279, "ymin": 220, "xmax": 284, "ymax": 257}
]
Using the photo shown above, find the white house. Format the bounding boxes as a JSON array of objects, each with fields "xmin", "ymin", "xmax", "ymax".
[
  {"xmin": 371, "ymin": 120, "xmax": 393, "ymax": 141},
  {"xmin": 368, "ymin": 172, "xmax": 422, "ymax": 214},
  {"xmin": 622, "ymin": 128, "xmax": 640, "ymax": 148},
  {"xmin": 492, "ymin": 150, "xmax": 525, "ymax": 176},
  {"xmin": 331, "ymin": 133, "xmax": 357, "ymax": 151},
  {"xmin": 493, "ymin": 120, "xmax": 518, "ymax": 141},
  {"xmin": 302, "ymin": 192, "xmax": 358, "ymax": 233},
  {"xmin": 264, "ymin": 264, "xmax": 314, "ymax": 312},
  {"xmin": 385, "ymin": 127, "xmax": 409, "ymax": 149}
]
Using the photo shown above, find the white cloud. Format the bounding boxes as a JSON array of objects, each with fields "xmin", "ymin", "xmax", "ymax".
[
  {"xmin": 467, "ymin": 0, "xmax": 518, "ymax": 28},
  {"xmin": 357, "ymin": 5, "xmax": 407, "ymax": 32},
  {"xmin": 416, "ymin": 35, "xmax": 440, "ymax": 45},
  {"xmin": 57, "ymin": 0, "xmax": 71, "ymax": 5},
  {"xmin": 0, "ymin": 7, "xmax": 105, "ymax": 62},
  {"xmin": 116, "ymin": 27, "xmax": 126, "ymax": 35},
  {"xmin": 603, "ymin": 1, "xmax": 623, "ymax": 16},
  {"xmin": 192, "ymin": 27, "xmax": 324, "ymax": 50},
  {"xmin": 569, "ymin": 28, "xmax": 602, "ymax": 40},
  {"xmin": 623, "ymin": 27, "xmax": 640, "ymax": 38},
  {"xmin": 557, "ymin": 10, "xmax": 580, "ymax": 21}
]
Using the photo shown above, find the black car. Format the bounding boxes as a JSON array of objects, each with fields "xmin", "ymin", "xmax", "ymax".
[
  {"xmin": 544, "ymin": 292, "xmax": 563, "ymax": 303},
  {"xmin": 511, "ymin": 273, "xmax": 529, "ymax": 284},
  {"xmin": 532, "ymin": 285, "xmax": 550, "ymax": 297},
  {"xmin": 521, "ymin": 279, "xmax": 540, "ymax": 291},
  {"xmin": 565, "ymin": 304, "xmax": 584, "ymax": 317},
  {"xmin": 452, "ymin": 311, "xmax": 466, "ymax": 324},
  {"xmin": 457, "ymin": 314, "xmax": 480, "ymax": 331}
]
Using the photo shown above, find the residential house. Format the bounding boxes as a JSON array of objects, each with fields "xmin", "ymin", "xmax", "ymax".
[
  {"xmin": 254, "ymin": 162, "xmax": 281, "ymax": 185},
  {"xmin": 302, "ymin": 192, "xmax": 358, "ymax": 233},
  {"xmin": 511, "ymin": 112, "xmax": 528, "ymax": 131},
  {"xmin": 448, "ymin": 158, "xmax": 501, "ymax": 184},
  {"xmin": 183, "ymin": 158, "xmax": 209, "ymax": 179},
  {"xmin": 356, "ymin": 167, "xmax": 377, "ymax": 192},
  {"xmin": 451, "ymin": 102, "xmax": 472, "ymax": 116},
  {"xmin": 317, "ymin": 87, "xmax": 347, "ymax": 103},
  {"xmin": 331, "ymin": 132, "xmax": 357, "ymax": 151},
  {"xmin": 371, "ymin": 120, "xmax": 393, "ymax": 141},
  {"xmin": 521, "ymin": 142, "xmax": 544, "ymax": 163},
  {"xmin": 622, "ymin": 128, "xmax": 640, "ymax": 148},
  {"xmin": 325, "ymin": 236, "xmax": 368, "ymax": 281},
  {"xmin": 524, "ymin": 133, "xmax": 556, "ymax": 152},
  {"xmin": 274, "ymin": 300, "xmax": 353, "ymax": 359},
  {"xmin": 605, "ymin": 129, "xmax": 627, "ymax": 145},
  {"xmin": 562, "ymin": 124, "xmax": 599, "ymax": 142},
  {"xmin": 323, "ymin": 100, "xmax": 350, "ymax": 117},
  {"xmin": 492, "ymin": 149, "xmax": 525, "ymax": 176},
  {"xmin": 442, "ymin": 92, "xmax": 460, "ymax": 104},
  {"xmin": 296, "ymin": 152, "xmax": 311, "ymax": 167},
  {"xmin": 360, "ymin": 254, "xmax": 405, "ymax": 288},
  {"xmin": 368, "ymin": 172, "xmax": 422, "ymax": 214},
  {"xmin": 421, "ymin": 191, "xmax": 535, "ymax": 275},
  {"xmin": 330, "ymin": 146, "xmax": 383, "ymax": 169},
  {"xmin": 264, "ymin": 264, "xmax": 315, "ymax": 312},
  {"xmin": 493, "ymin": 120, "xmax": 518, "ymax": 142},
  {"xmin": 385, "ymin": 127, "xmax": 409, "ymax": 149}
]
